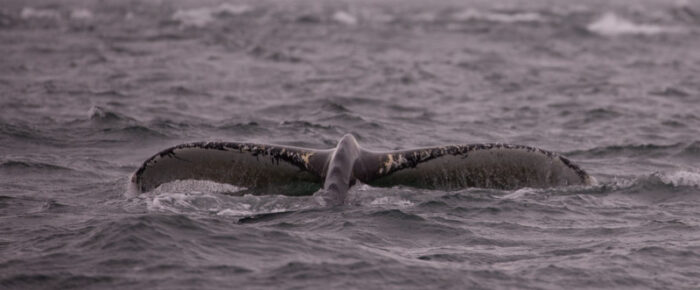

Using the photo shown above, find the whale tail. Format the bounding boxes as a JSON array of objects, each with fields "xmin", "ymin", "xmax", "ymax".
[
  {"xmin": 131, "ymin": 140, "xmax": 593, "ymax": 197},
  {"xmin": 131, "ymin": 142, "xmax": 332, "ymax": 195},
  {"xmin": 355, "ymin": 144, "xmax": 592, "ymax": 191}
]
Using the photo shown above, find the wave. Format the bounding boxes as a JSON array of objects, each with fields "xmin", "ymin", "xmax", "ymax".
[
  {"xmin": 0, "ymin": 120, "xmax": 58, "ymax": 145},
  {"xmin": 0, "ymin": 273, "xmax": 114, "ymax": 290},
  {"xmin": 0, "ymin": 9, "xmax": 16, "ymax": 28},
  {"xmin": 671, "ymin": 2, "xmax": 700, "ymax": 24},
  {"xmin": 216, "ymin": 120, "xmax": 264, "ymax": 131},
  {"xmin": 0, "ymin": 160, "xmax": 72, "ymax": 172},
  {"xmin": 369, "ymin": 209, "xmax": 425, "ymax": 221},
  {"xmin": 451, "ymin": 9, "xmax": 544, "ymax": 23},
  {"xmin": 332, "ymin": 11, "xmax": 358, "ymax": 26},
  {"xmin": 565, "ymin": 142, "xmax": 700, "ymax": 159},
  {"xmin": 133, "ymin": 180, "xmax": 315, "ymax": 219},
  {"xmin": 9, "ymin": 3, "xmax": 697, "ymax": 38},
  {"xmin": 125, "ymin": 157, "xmax": 700, "ymax": 220},
  {"xmin": 172, "ymin": 3, "xmax": 252, "ymax": 28},
  {"xmin": 533, "ymin": 170, "xmax": 700, "ymax": 206},
  {"xmin": 77, "ymin": 106, "xmax": 169, "ymax": 141},
  {"xmin": 674, "ymin": 141, "xmax": 700, "ymax": 160},
  {"xmin": 647, "ymin": 171, "xmax": 700, "ymax": 188},
  {"xmin": 505, "ymin": 170, "xmax": 700, "ymax": 196},
  {"xmin": 20, "ymin": 8, "xmax": 61, "ymax": 20},
  {"xmin": 75, "ymin": 124, "xmax": 168, "ymax": 145},
  {"xmin": 87, "ymin": 105, "xmax": 136, "ymax": 124},
  {"xmin": 587, "ymin": 12, "xmax": 683, "ymax": 36},
  {"xmin": 17, "ymin": 7, "xmax": 96, "ymax": 31},
  {"xmin": 69, "ymin": 215, "xmax": 206, "ymax": 264}
]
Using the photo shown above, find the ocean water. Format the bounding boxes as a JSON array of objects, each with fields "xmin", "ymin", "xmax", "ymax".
[{"xmin": 2, "ymin": 0, "xmax": 700, "ymax": 289}]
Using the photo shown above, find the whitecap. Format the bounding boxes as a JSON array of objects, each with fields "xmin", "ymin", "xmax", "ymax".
[
  {"xmin": 153, "ymin": 180, "xmax": 246, "ymax": 194},
  {"xmin": 452, "ymin": 9, "xmax": 544, "ymax": 23},
  {"xmin": 141, "ymin": 180, "xmax": 243, "ymax": 213},
  {"xmin": 20, "ymin": 7, "xmax": 61, "ymax": 20},
  {"xmin": 498, "ymin": 187, "xmax": 538, "ymax": 200},
  {"xmin": 172, "ymin": 8, "xmax": 215, "ymax": 27},
  {"xmin": 332, "ymin": 11, "xmax": 358, "ymax": 26},
  {"xmin": 587, "ymin": 12, "xmax": 681, "ymax": 36},
  {"xmin": 655, "ymin": 170, "xmax": 700, "ymax": 187},
  {"xmin": 359, "ymin": 9, "xmax": 394, "ymax": 24},
  {"xmin": 214, "ymin": 3, "xmax": 252, "ymax": 16},
  {"xmin": 369, "ymin": 196, "xmax": 414, "ymax": 207},
  {"xmin": 136, "ymin": 180, "xmax": 315, "ymax": 217},
  {"xmin": 146, "ymin": 192, "xmax": 191, "ymax": 213},
  {"xmin": 70, "ymin": 8, "xmax": 93, "ymax": 20},
  {"xmin": 172, "ymin": 3, "xmax": 252, "ymax": 28},
  {"xmin": 216, "ymin": 208, "xmax": 253, "ymax": 216}
]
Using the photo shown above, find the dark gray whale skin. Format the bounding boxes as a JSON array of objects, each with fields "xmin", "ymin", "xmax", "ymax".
[{"xmin": 131, "ymin": 134, "xmax": 594, "ymax": 205}]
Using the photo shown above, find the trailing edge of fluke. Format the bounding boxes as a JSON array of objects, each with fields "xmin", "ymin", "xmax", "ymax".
[{"xmin": 131, "ymin": 134, "xmax": 595, "ymax": 205}]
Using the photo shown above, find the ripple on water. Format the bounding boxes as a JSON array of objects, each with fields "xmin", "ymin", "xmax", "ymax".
[
  {"xmin": 2, "ymin": 1, "xmax": 700, "ymax": 289},
  {"xmin": 0, "ymin": 160, "xmax": 72, "ymax": 173}
]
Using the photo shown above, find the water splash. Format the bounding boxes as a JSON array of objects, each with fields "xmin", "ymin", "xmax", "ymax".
[
  {"xmin": 137, "ymin": 180, "xmax": 315, "ymax": 218},
  {"xmin": 653, "ymin": 170, "xmax": 700, "ymax": 188},
  {"xmin": 368, "ymin": 196, "xmax": 415, "ymax": 208}
]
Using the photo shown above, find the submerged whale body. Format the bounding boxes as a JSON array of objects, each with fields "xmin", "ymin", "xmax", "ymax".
[{"xmin": 131, "ymin": 134, "xmax": 594, "ymax": 205}]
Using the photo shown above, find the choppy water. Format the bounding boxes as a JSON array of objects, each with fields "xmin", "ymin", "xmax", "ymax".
[{"xmin": 2, "ymin": 0, "xmax": 700, "ymax": 289}]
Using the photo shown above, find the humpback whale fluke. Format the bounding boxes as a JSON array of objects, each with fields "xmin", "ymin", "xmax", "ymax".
[{"xmin": 131, "ymin": 134, "xmax": 594, "ymax": 205}]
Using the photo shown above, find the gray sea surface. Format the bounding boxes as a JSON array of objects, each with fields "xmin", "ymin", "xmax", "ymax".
[{"xmin": 2, "ymin": 0, "xmax": 700, "ymax": 289}]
